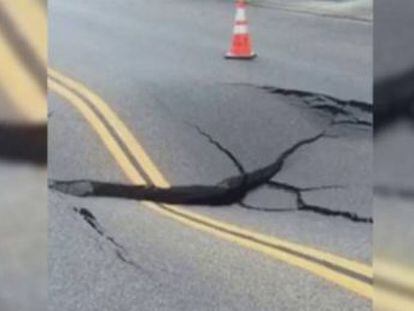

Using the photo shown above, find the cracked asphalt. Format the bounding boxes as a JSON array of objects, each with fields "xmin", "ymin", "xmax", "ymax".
[{"xmin": 49, "ymin": 0, "xmax": 372, "ymax": 309}]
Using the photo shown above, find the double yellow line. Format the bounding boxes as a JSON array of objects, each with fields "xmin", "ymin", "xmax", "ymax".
[
  {"xmin": 48, "ymin": 68, "xmax": 373, "ymax": 299},
  {"xmin": 375, "ymin": 260, "xmax": 414, "ymax": 310},
  {"xmin": 0, "ymin": 1, "xmax": 46, "ymax": 122}
]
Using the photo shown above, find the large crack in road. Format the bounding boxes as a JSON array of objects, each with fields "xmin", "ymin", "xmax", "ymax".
[
  {"xmin": 50, "ymin": 129, "xmax": 372, "ymax": 224},
  {"xmin": 228, "ymin": 83, "xmax": 373, "ymax": 129},
  {"xmin": 250, "ymin": 181, "xmax": 371, "ymax": 223},
  {"xmin": 48, "ymin": 85, "xmax": 374, "ymax": 295},
  {"xmin": 258, "ymin": 84, "xmax": 373, "ymax": 128}
]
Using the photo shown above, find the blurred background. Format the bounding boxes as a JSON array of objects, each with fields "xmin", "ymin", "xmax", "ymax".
[
  {"xmin": 374, "ymin": 0, "xmax": 414, "ymax": 310},
  {"xmin": 0, "ymin": 1, "xmax": 47, "ymax": 310}
]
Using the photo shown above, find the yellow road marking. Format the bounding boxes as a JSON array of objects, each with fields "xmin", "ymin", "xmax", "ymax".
[
  {"xmin": 374, "ymin": 259, "xmax": 414, "ymax": 310},
  {"xmin": 49, "ymin": 68, "xmax": 372, "ymax": 277},
  {"xmin": 0, "ymin": 31, "xmax": 45, "ymax": 122},
  {"xmin": 1, "ymin": 0, "xmax": 47, "ymax": 65},
  {"xmin": 0, "ymin": 1, "xmax": 46, "ymax": 122},
  {"xmin": 49, "ymin": 68, "xmax": 168, "ymax": 187},
  {"xmin": 48, "ymin": 79, "xmax": 145, "ymax": 184},
  {"xmin": 375, "ymin": 287, "xmax": 414, "ymax": 311},
  {"xmin": 48, "ymin": 69, "xmax": 373, "ymax": 299},
  {"xmin": 376, "ymin": 260, "xmax": 414, "ymax": 292}
]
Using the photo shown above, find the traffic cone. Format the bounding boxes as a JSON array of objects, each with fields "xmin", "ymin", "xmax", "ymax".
[{"xmin": 225, "ymin": 0, "xmax": 256, "ymax": 60}]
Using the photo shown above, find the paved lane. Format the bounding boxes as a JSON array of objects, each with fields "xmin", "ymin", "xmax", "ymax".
[
  {"xmin": 49, "ymin": 0, "xmax": 372, "ymax": 309},
  {"xmin": 49, "ymin": 90, "xmax": 369, "ymax": 310}
]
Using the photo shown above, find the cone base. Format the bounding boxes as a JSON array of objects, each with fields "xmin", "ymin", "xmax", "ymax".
[{"xmin": 225, "ymin": 52, "xmax": 257, "ymax": 60}]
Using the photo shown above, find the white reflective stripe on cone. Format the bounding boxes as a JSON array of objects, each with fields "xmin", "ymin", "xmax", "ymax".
[
  {"xmin": 235, "ymin": 8, "xmax": 246, "ymax": 22},
  {"xmin": 233, "ymin": 25, "xmax": 248, "ymax": 34}
]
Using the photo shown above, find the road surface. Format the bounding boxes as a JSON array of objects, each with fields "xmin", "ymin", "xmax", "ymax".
[{"xmin": 49, "ymin": 0, "xmax": 372, "ymax": 310}]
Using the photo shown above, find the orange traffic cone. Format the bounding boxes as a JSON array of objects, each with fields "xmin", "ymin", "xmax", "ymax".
[{"xmin": 225, "ymin": 0, "xmax": 256, "ymax": 60}]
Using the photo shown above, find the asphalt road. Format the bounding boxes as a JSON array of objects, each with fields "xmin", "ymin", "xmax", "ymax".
[{"xmin": 49, "ymin": 0, "xmax": 372, "ymax": 310}]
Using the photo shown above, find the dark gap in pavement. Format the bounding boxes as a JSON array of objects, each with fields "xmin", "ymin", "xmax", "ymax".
[
  {"xmin": 227, "ymin": 83, "xmax": 373, "ymax": 128},
  {"xmin": 261, "ymin": 86, "xmax": 373, "ymax": 128},
  {"xmin": 50, "ymin": 133, "xmax": 325, "ymax": 205},
  {"xmin": 308, "ymin": 104, "xmax": 351, "ymax": 116},
  {"xmin": 72, "ymin": 207, "xmax": 143, "ymax": 272},
  {"xmin": 255, "ymin": 85, "xmax": 372, "ymax": 114},
  {"xmin": 0, "ymin": 123, "xmax": 47, "ymax": 165},
  {"xmin": 189, "ymin": 123, "xmax": 246, "ymax": 175},
  {"xmin": 331, "ymin": 119, "xmax": 372, "ymax": 127},
  {"xmin": 238, "ymin": 201, "xmax": 294, "ymax": 212},
  {"xmin": 50, "ymin": 131, "xmax": 371, "ymax": 224},
  {"xmin": 264, "ymin": 181, "xmax": 372, "ymax": 223}
]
